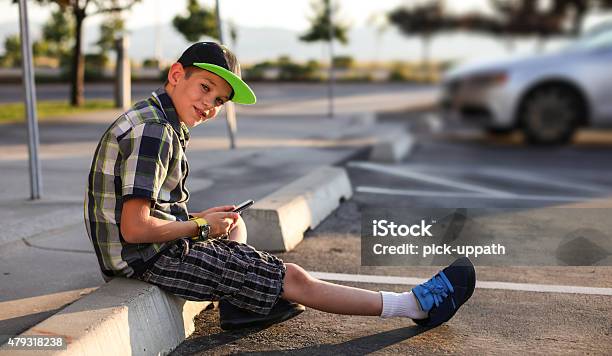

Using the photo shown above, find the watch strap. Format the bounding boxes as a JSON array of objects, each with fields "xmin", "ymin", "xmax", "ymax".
[{"xmin": 189, "ymin": 217, "xmax": 209, "ymax": 240}]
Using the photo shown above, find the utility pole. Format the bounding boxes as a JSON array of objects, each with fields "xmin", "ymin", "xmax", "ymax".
[
  {"xmin": 215, "ymin": 0, "xmax": 238, "ymax": 149},
  {"xmin": 18, "ymin": 0, "xmax": 42, "ymax": 199},
  {"xmin": 154, "ymin": 0, "xmax": 162, "ymax": 69},
  {"xmin": 327, "ymin": 0, "xmax": 335, "ymax": 118},
  {"xmin": 114, "ymin": 37, "xmax": 131, "ymax": 111}
]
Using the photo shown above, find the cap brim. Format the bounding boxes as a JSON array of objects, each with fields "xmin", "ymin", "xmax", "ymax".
[{"xmin": 192, "ymin": 63, "xmax": 256, "ymax": 105}]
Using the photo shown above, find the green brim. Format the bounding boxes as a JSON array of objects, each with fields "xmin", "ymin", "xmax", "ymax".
[{"xmin": 193, "ymin": 62, "xmax": 256, "ymax": 105}]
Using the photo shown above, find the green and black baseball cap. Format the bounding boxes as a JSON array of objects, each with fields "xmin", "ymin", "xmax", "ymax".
[{"xmin": 178, "ymin": 42, "xmax": 256, "ymax": 105}]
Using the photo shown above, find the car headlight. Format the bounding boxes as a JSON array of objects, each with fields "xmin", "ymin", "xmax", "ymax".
[{"xmin": 466, "ymin": 71, "xmax": 508, "ymax": 87}]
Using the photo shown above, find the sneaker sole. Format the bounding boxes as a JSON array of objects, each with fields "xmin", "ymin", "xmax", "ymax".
[{"xmin": 220, "ymin": 305, "xmax": 305, "ymax": 331}]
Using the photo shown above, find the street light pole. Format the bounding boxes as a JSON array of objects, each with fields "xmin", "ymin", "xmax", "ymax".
[
  {"xmin": 215, "ymin": 0, "xmax": 238, "ymax": 149},
  {"xmin": 18, "ymin": 0, "xmax": 42, "ymax": 199},
  {"xmin": 327, "ymin": 0, "xmax": 335, "ymax": 119}
]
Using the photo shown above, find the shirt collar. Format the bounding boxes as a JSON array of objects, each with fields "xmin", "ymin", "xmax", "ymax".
[{"xmin": 150, "ymin": 87, "xmax": 190, "ymax": 147}]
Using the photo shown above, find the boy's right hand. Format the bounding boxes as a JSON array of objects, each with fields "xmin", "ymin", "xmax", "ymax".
[{"xmin": 202, "ymin": 212, "xmax": 240, "ymax": 238}]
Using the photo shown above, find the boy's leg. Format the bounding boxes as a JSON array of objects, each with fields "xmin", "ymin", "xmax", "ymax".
[
  {"xmin": 282, "ymin": 263, "xmax": 382, "ymax": 315},
  {"xmin": 282, "ymin": 258, "xmax": 476, "ymax": 327}
]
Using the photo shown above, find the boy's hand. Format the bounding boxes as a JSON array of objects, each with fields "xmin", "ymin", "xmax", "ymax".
[
  {"xmin": 202, "ymin": 211, "xmax": 240, "ymax": 238},
  {"xmin": 196, "ymin": 205, "xmax": 236, "ymax": 216}
]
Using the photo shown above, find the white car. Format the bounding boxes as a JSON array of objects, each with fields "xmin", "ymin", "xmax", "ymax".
[{"xmin": 439, "ymin": 26, "xmax": 612, "ymax": 144}]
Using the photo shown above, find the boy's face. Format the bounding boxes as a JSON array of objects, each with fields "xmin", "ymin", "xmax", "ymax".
[{"xmin": 165, "ymin": 63, "xmax": 232, "ymax": 127}]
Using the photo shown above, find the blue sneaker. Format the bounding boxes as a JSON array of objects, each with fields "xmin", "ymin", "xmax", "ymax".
[{"xmin": 411, "ymin": 257, "xmax": 476, "ymax": 327}]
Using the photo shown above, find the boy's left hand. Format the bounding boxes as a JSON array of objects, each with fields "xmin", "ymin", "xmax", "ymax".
[{"xmin": 193, "ymin": 205, "xmax": 239, "ymax": 233}]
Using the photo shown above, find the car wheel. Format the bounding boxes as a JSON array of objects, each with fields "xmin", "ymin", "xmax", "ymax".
[{"xmin": 520, "ymin": 86, "xmax": 582, "ymax": 145}]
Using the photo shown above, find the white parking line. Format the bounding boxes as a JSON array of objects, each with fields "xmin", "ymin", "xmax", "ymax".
[
  {"xmin": 356, "ymin": 186, "xmax": 590, "ymax": 202},
  {"xmin": 309, "ymin": 271, "xmax": 612, "ymax": 296},
  {"xmin": 479, "ymin": 168, "xmax": 610, "ymax": 194},
  {"xmin": 390, "ymin": 163, "xmax": 610, "ymax": 194},
  {"xmin": 348, "ymin": 161, "xmax": 514, "ymax": 197}
]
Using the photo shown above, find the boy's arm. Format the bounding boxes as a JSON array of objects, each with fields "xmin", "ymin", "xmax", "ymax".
[{"xmin": 120, "ymin": 197, "xmax": 239, "ymax": 244}]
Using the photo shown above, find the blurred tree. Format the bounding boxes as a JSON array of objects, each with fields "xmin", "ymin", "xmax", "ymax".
[
  {"xmin": 1, "ymin": 35, "xmax": 22, "ymax": 67},
  {"xmin": 490, "ymin": 0, "xmax": 612, "ymax": 36},
  {"xmin": 300, "ymin": 0, "xmax": 349, "ymax": 116},
  {"xmin": 300, "ymin": 0, "xmax": 349, "ymax": 44},
  {"xmin": 142, "ymin": 58, "xmax": 160, "ymax": 68},
  {"xmin": 244, "ymin": 60, "xmax": 274, "ymax": 81},
  {"xmin": 97, "ymin": 13, "xmax": 125, "ymax": 58},
  {"xmin": 27, "ymin": 0, "xmax": 140, "ymax": 106},
  {"xmin": 389, "ymin": 0, "xmax": 612, "ymax": 61},
  {"xmin": 277, "ymin": 55, "xmax": 319, "ymax": 81},
  {"xmin": 29, "ymin": 7, "xmax": 75, "ymax": 70},
  {"xmin": 172, "ymin": 0, "xmax": 219, "ymax": 42},
  {"xmin": 228, "ymin": 19, "xmax": 238, "ymax": 49},
  {"xmin": 40, "ymin": 7, "xmax": 74, "ymax": 60},
  {"xmin": 1, "ymin": 33, "xmax": 53, "ymax": 67},
  {"xmin": 388, "ymin": 1, "xmax": 447, "ymax": 81},
  {"xmin": 367, "ymin": 12, "xmax": 389, "ymax": 64},
  {"xmin": 332, "ymin": 55, "xmax": 353, "ymax": 69}
]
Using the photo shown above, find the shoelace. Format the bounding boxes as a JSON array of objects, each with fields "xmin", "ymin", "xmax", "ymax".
[{"xmin": 421, "ymin": 272, "xmax": 456, "ymax": 309}]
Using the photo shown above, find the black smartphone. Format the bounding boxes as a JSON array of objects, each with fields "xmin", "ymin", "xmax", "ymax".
[{"xmin": 233, "ymin": 200, "xmax": 254, "ymax": 214}]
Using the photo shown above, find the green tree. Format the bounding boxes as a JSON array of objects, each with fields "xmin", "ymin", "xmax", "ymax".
[
  {"xmin": 37, "ymin": 7, "xmax": 74, "ymax": 68},
  {"xmin": 277, "ymin": 56, "xmax": 319, "ymax": 81},
  {"xmin": 299, "ymin": 0, "xmax": 349, "ymax": 45},
  {"xmin": 332, "ymin": 55, "xmax": 353, "ymax": 69},
  {"xmin": 228, "ymin": 19, "xmax": 238, "ymax": 49},
  {"xmin": 172, "ymin": 0, "xmax": 219, "ymax": 42},
  {"xmin": 31, "ymin": 0, "xmax": 140, "ymax": 106},
  {"xmin": 41, "ymin": 7, "xmax": 73, "ymax": 57},
  {"xmin": 97, "ymin": 14, "xmax": 125, "ymax": 56},
  {"xmin": 1, "ymin": 34, "xmax": 49, "ymax": 67},
  {"xmin": 1, "ymin": 35, "xmax": 21, "ymax": 67},
  {"xmin": 388, "ymin": 0, "xmax": 447, "ymax": 81}
]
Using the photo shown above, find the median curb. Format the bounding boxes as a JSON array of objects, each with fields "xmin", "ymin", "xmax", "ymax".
[
  {"xmin": 243, "ymin": 166, "xmax": 353, "ymax": 252},
  {"xmin": 369, "ymin": 131, "xmax": 415, "ymax": 163},
  {"xmin": 0, "ymin": 278, "xmax": 211, "ymax": 356}
]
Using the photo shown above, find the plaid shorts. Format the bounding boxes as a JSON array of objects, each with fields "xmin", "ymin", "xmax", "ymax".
[{"xmin": 138, "ymin": 238, "xmax": 286, "ymax": 315}]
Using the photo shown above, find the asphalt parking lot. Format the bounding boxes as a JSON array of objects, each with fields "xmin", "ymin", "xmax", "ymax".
[{"xmin": 174, "ymin": 112, "xmax": 612, "ymax": 355}]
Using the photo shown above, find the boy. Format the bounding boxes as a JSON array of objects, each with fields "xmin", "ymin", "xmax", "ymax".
[{"xmin": 84, "ymin": 42, "xmax": 476, "ymax": 331}]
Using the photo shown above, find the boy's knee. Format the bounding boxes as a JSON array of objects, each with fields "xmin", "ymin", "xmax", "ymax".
[
  {"xmin": 284, "ymin": 263, "xmax": 313, "ymax": 287},
  {"xmin": 228, "ymin": 215, "xmax": 247, "ymax": 243},
  {"xmin": 236, "ymin": 215, "xmax": 246, "ymax": 230}
]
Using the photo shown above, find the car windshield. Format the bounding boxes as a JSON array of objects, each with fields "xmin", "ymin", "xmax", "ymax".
[{"xmin": 565, "ymin": 26, "xmax": 612, "ymax": 51}]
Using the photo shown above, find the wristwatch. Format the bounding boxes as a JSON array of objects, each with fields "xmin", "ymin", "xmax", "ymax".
[{"xmin": 189, "ymin": 217, "xmax": 210, "ymax": 241}]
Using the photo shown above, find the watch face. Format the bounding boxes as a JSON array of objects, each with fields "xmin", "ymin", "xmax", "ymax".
[{"xmin": 200, "ymin": 224, "xmax": 210, "ymax": 240}]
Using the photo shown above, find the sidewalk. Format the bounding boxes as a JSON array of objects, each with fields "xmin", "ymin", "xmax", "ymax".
[{"xmin": 0, "ymin": 108, "xmax": 407, "ymax": 346}]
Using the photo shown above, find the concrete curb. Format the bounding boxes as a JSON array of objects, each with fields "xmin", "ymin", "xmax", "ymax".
[
  {"xmin": 1, "ymin": 279, "xmax": 211, "ymax": 356},
  {"xmin": 369, "ymin": 131, "xmax": 415, "ymax": 163},
  {"xmin": 243, "ymin": 166, "xmax": 353, "ymax": 252}
]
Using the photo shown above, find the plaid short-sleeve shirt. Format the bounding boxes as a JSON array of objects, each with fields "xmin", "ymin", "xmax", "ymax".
[{"xmin": 85, "ymin": 88, "xmax": 191, "ymax": 279}]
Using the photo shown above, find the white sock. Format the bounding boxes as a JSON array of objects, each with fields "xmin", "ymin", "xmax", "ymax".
[{"xmin": 380, "ymin": 291, "xmax": 428, "ymax": 319}]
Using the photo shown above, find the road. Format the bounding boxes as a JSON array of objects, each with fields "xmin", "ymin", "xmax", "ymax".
[
  {"xmin": 174, "ymin": 111, "xmax": 612, "ymax": 355},
  {"xmin": 0, "ymin": 82, "xmax": 430, "ymax": 104}
]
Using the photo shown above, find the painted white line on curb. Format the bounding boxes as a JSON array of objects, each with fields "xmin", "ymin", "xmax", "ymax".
[
  {"xmin": 309, "ymin": 271, "xmax": 612, "ymax": 296},
  {"xmin": 356, "ymin": 186, "xmax": 590, "ymax": 202},
  {"xmin": 348, "ymin": 161, "xmax": 514, "ymax": 197}
]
